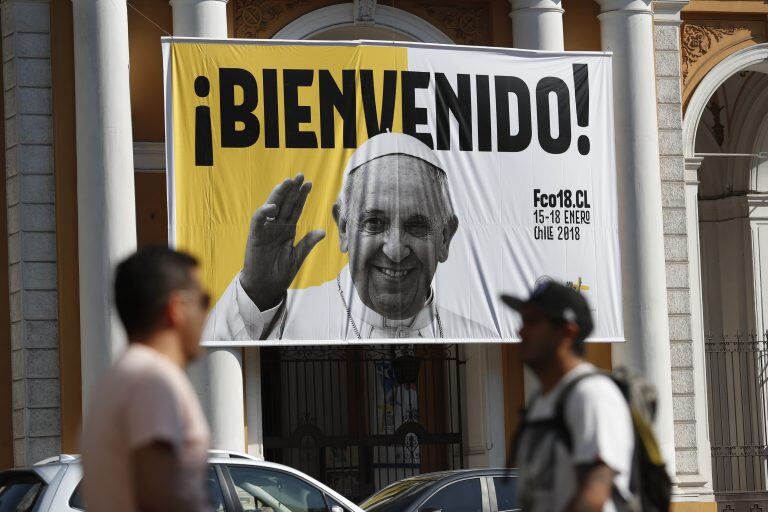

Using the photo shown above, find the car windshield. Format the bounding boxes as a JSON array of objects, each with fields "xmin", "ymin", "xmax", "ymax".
[
  {"xmin": 359, "ymin": 476, "xmax": 440, "ymax": 512},
  {"xmin": 0, "ymin": 473, "xmax": 45, "ymax": 512}
]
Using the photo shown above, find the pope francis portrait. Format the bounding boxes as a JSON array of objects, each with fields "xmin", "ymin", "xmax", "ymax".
[{"xmin": 203, "ymin": 132, "xmax": 497, "ymax": 341}]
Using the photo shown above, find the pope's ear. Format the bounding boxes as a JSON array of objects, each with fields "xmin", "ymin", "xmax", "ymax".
[
  {"xmin": 332, "ymin": 203, "xmax": 349, "ymax": 253},
  {"xmin": 438, "ymin": 215, "xmax": 459, "ymax": 263}
]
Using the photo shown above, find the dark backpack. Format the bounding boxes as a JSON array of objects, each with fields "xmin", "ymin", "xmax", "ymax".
[{"xmin": 509, "ymin": 367, "xmax": 672, "ymax": 512}]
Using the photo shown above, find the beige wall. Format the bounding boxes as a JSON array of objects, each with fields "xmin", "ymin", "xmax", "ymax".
[{"xmin": 51, "ymin": 0, "xmax": 81, "ymax": 454}]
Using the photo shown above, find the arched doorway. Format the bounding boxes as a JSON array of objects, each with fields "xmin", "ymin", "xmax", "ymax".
[
  {"xmin": 684, "ymin": 43, "xmax": 768, "ymax": 501},
  {"xmin": 273, "ymin": 4, "xmax": 453, "ymax": 43}
]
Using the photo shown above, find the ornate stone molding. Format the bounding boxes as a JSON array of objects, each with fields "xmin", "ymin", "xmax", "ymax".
[
  {"xmin": 234, "ymin": 0, "xmax": 304, "ymax": 38},
  {"xmin": 234, "ymin": 0, "xmax": 489, "ymax": 45},
  {"xmin": 682, "ymin": 22, "xmax": 753, "ymax": 86},
  {"xmin": 410, "ymin": 1, "xmax": 490, "ymax": 46},
  {"xmin": 353, "ymin": 0, "xmax": 376, "ymax": 25}
]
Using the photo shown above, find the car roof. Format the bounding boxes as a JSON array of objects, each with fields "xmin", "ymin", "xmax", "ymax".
[
  {"xmin": 360, "ymin": 469, "xmax": 519, "ymax": 510},
  {"xmin": 391, "ymin": 468, "xmax": 518, "ymax": 483},
  {"xmin": 0, "ymin": 464, "xmax": 67, "ymax": 484},
  {"xmin": 369, "ymin": 468, "xmax": 518, "ymax": 496}
]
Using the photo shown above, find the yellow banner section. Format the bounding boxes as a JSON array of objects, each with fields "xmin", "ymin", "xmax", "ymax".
[{"xmin": 170, "ymin": 43, "xmax": 408, "ymax": 300}]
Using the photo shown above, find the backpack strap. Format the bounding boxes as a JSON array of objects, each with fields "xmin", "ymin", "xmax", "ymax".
[
  {"xmin": 552, "ymin": 371, "xmax": 608, "ymax": 451},
  {"xmin": 509, "ymin": 371, "xmax": 605, "ymax": 466}
]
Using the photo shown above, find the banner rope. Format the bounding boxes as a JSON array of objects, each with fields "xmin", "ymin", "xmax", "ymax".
[{"xmin": 127, "ymin": 1, "xmax": 172, "ymax": 37}]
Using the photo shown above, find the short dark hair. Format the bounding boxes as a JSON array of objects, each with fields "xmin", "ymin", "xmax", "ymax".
[{"xmin": 114, "ymin": 246, "xmax": 199, "ymax": 340}]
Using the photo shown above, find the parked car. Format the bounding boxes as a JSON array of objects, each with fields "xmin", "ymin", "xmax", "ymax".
[
  {"xmin": 0, "ymin": 450, "xmax": 363, "ymax": 512},
  {"xmin": 359, "ymin": 469, "xmax": 520, "ymax": 512}
]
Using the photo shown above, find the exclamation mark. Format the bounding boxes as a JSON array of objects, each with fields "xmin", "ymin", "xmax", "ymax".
[
  {"xmin": 572, "ymin": 64, "xmax": 590, "ymax": 155},
  {"xmin": 194, "ymin": 75, "xmax": 214, "ymax": 166}
]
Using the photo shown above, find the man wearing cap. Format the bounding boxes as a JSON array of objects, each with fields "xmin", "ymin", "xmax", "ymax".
[
  {"xmin": 204, "ymin": 132, "xmax": 495, "ymax": 341},
  {"xmin": 503, "ymin": 282, "xmax": 634, "ymax": 512}
]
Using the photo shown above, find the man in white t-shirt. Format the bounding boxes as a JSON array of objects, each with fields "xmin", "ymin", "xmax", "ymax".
[
  {"xmin": 82, "ymin": 247, "xmax": 212, "ymax": 512},
  {"xmin": 502, "ymin": 281, "xmax": 634, "ymax": 512}
]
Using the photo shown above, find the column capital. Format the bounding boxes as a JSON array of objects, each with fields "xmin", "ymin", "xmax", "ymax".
[
  {"xmin": 509, "ymin": 0, "xmax": 563, "ymax": 14},
  {"xmin": 509, "ymin": 0, "xmax": 564, "ymax": 50},
  {"xmin": 654, "ymin": 0, "xmax": 689, "ymax": 26},
  {"xmin": 685, "ymin": 156, "xmax": 704, "ymax": 185},
  {"xmin": 596, "ymin": 0, "xmax": 653, "ymax": 15},
  {"xmin": 170, "ymin": 0, "xmax": 228, "ymax": 38}
]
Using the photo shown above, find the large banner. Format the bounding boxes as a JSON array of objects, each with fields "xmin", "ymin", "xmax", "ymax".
[{"xmin": 162, "ymin": 38, "xmax": 623, "ymax": 346}]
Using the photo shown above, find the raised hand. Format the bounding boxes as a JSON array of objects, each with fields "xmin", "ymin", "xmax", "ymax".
[{"xmin": 239, "ymin": 174, "xmax": 326, "ymax": 310}]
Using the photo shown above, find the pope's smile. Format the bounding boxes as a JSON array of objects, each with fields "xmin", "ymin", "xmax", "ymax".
[{"xmin": 374, "ymin": 266, "xmax": 413, "ymax": 280}]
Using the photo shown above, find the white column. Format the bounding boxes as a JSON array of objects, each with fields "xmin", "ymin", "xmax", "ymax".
[
  {"xmin": 684, "ymin": 157, "xmax": 714, "ymax": 492},
  {"xmin": 508, "ymin": 0, "xmax": 563, "ymax": 416},
  {"xmin": 509, "ymin": 0, "xmax": 564, "ymax": 51},
  {"xmin": 245, "ymin": 348, "xmax": 264, "ymax": 458},
  {"xmin": 463, "ymin": 344, "xmax": 507, "ymax": 468},
  {"xmin": 72, "ymin": 0, "xmax": 137, "ymax": 409},
  {"xmin": 169, "ymin": 0, "xmax": 228, "ymax": 37},
  {"xmin": 596, "ymin": 0, "xmax": 676, "ymax": 472},
  {"xmin": 188, "ymin": 348, "xmax": 245, "ymax": 450},
  {"xmin": 169, "ymin": 0, "xmax": 245, "ymax": 451}
]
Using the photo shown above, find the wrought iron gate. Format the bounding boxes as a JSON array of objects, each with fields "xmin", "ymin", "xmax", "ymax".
[
  {"xmin": 260, "ymin": 344, "xmax": 464, "ymax": 502},
  {"xmin": 705, "ymin": 332, "xmax": 768, "ymax": 510}
]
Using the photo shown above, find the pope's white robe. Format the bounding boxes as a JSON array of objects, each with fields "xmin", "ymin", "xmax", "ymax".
[{"xmin": 203, "ymin": 266, "xmax": 498, "ymax": 342}]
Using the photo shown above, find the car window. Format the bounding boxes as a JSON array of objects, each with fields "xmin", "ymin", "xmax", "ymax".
[
  {"xmin": 420, "ymin": 478, "xmax": 483, "ymax": 512},
  {"xmin": 360, "ymin": 476, "xmax": 441, "ymax": 512},
  {"xmin": 324, "ymin": 494, "xmax": 351, "ymax": 511},
  {"xmin": 228, "ymin": 466, "xmax": 329, "ymax": 512},
  {"xmin": 0, "ymin": 473, "xmax": 46, "ymax": 512},
  {"xmin": 492, "ymin": 477, "xmax": 519, "ymax": 512},
  {"xmin": 208, "ymin": 466, "xmax": 226, "ymax": 512},
  {"xmin": 68, "ymin": 466, "xmax": 226, "ymax": 512},
  {"xmin": 69, "ymin": 482, "xmax": 85, "ymax": 510}
]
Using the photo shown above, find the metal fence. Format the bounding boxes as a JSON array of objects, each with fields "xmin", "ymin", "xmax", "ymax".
[
  {"xmin": 705, "ymin": 332, "xmax": 768, "ymax": 510},
  {"xmin": 260, "ymin": 344, "xmax": 464, "ymax": 502}
]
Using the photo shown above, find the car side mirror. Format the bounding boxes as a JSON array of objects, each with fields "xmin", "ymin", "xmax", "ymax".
[{"xmin": 331, "ymin": 507, "xmax": 344, "ymax": 512}]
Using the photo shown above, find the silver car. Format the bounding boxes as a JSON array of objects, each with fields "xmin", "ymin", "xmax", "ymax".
[{"xmin": 0, "ymin": 450, "xmax": 362, "ymax": 512}]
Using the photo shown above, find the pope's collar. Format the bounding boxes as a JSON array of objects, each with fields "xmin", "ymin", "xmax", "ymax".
[{"xmin": 338, "ymin": 266, "xmax": 436, "ymax": 331}]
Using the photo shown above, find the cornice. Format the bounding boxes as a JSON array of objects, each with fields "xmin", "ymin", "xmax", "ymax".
[{"xmin": 654, "ymin": 0, "xmax": 689, "ymax": 25}]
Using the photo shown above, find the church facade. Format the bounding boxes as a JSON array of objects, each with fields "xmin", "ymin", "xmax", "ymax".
[{"xmin": 1, "ymin": 0, "xmax": 767, "ymax": 510}]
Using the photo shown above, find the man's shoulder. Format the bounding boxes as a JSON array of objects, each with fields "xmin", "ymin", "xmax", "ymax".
[
  {"xmin": 113, "ymin": 345, "xmax": 188, "ymax": 392},
  {"xmin": 563, "ymin": 369, "xmax": 631, "ymax": 421},
  {"xmin": 564, "ymin": 368, "xmax": 623, "ymax": 400}
]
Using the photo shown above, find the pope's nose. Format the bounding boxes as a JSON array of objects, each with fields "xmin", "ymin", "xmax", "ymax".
[{"xmin": 381, "ymin": 228, "xmax": 410, "ymax": 262}]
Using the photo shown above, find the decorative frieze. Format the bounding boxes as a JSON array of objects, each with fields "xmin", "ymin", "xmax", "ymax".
[
  {"xmin": 233, "ymin": 0, "xmax": 494, "ymax": 47},
  {"xmin": 234, "ymin": 0, "xmax": 308, "ymax": 38},
  {"xmin": 411, "ymin": 2, "xmax": 490, "ymax": 45},
  {"xmin": 682, "ymin": 23, "xmax": 748, "ymax": 84}
]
